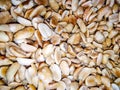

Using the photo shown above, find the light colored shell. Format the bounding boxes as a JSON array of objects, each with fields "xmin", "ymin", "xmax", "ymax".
[
  {"xmin": 102, "ymin": 54, "xmax": 109, "ymax": 64},
  {"xmin": 0, "ymin": 31, "xmax": 9, "ymax": 42},
  {"xmin": 97, "ymin": 6, "xmax": 111, "ymax": 21},
  {"xmin": 49, "ymin": 0, "xmax": 59, "ymax": 11},
  {"xmin": 68, "ymin": 45, "xmax": 76, "ymax": 56},
  {"xmin": 67, "ymin": 33, "xmax": 81, "ymax": 44},
  {"xmin": 108, "ymin": 30, "xmax": 118, "ymax": 38},
  {"xmin": 17, "ymin": 16, "xmax": 32, "ymax": 26},
  {"xmin": 60, "ymin": 61, "xmax": 69, "ymax": 76},
  {"xmin": 0, "ymin": 86, "xmax": 11, "ymax": 90},
  {"xmin": 32, "ymin": 75, "xmax": 39, "ymax": 87},
  {"xmin": 9, "ymin": 24, "xmax": 25, "ymax": 33},
  {"xmin": 72, "ymin": 0, "xmax": 79, "ymax": 11},
  {"xmin": 18, "ymin": 65, "xmax": 26, "ymax": 81},
  {"xmin": 20, "ymin": 43, "xmax": 37, "ymax": 52},
  {"xmin": 42, "ymin": 44, "xmax": 54, "ymax": 57},
  {"xmin": 79, "ymin": 86, "xmax": 89, "ymax": 90},
  {"xmin": 95, "ymin": 31, "xmax": 105, "ymax": 43},
  {"xmin": 16, "ymin": 58, "xmax": 35, "ymax": 66},
  {"xmin": 69, "ymin": 82, "xmax": 79, "ymax": 90},
  {"xmin": 97, "ymin": 53, "xmax": 103, "ymax": 65},
  {"xmin": 57, "ymin": 81, "xmax": 66, "ymax": 90},
  {"xmin": 38, "ymin": 23, "xmax": 53, "ymax": 41},
  {"xmin": 32, "ymin": 17, "xmax": 43, "ymax": 29},
  {"xmin": 50, "ymin": 64, "xmax": 62, "ymax": 81},
  {"xmin": 14, "ymin": 27, "xmax": 35, "ymax": 40},
  {"xmin": 112, "ymin": 83, "xmax": 119, "ymax": 90},
  {"xmin": 46, "ymin": 55, "xmax": 55, "ymax": 65},
  {"xmin": 109, "ymin": 13, "xmax": 119, "ymax": 23},
  {"xmin": 34, "ymin": 30, "xmax": 43, "ymax": 47},
  {"xmin": 64, "ymin": 23, "xmax": 74, "ymax": 33},
  {"xmin": 23, "ymin": 0, "xmax": 35, "ymax": 10},
  {"xmin": 6, "ymin": 62, "xmax": 20, "ymax": 83},
  {"xmin": 29, "ymin": 5, "xmax": 46, "ymax": 19},
  {"xmin": 60, "ymin": 42, "xmax": 68, "ymax": 52},
  {"xmin": 38, "ymin": 80, "xmax": 45, "ymax": 90},
  {"xmin": 85, "ymin": 75, "xmax": 97, "ymax": 86},
  {"xmin": 11, "ymin": 0, "xmax": 26, "ymax": 5},
  {"xmin": 0, "ymin": 25, "xmax": 10, "ymax": 32},
  {"xmin": 101, "ymin": 76, "xmax": 110, "ymax": 87},
  {"xmin": 50, "ymin": 34, "xmax": 61, "ymax": 45},
  {"xmin": 0, "ymin": 59, "xmax": 13, "ymax": 66},
  {"xmin": 77, "ymin": 18, "xmax": 87, "ymax": 33},
  {"xmin": 38, "ymin": 67, "xmax": 52, "ymax": 85},
  {"xmin": 78, "ymin": 68, "xmax": 96, "ymax": 83},
  {"xmin": 9, "ymin": 46, "xmax": 30, "ymax": 57},
  {"xmin": 54, "ymin": 47, "xmax": 61, "ymax": 64}
]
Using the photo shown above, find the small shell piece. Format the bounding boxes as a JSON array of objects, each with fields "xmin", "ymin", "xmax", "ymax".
[
  {"xmin": 0, "ymin": 25, "xmax": 10, "ymax": 32},
  {"xmin": 0, "ymin": 11, "xmax": 11, "ymax": 24},
  {"xmin": 9, "ymin": 24, "xmax": 25, "ymax": 33},
  {"xmin": 95, "ymin": 31, "xmax": 105, "ymax": 43},
  {"xmin": 50, "ymin": 34, "xmax": 61, "ymax": 45},
  {"xmin": 49, "ymin": 0, "xmax": 59, "ymax": 11},
  {"xmin": 101, "ymin": 76, "xmax": 110, "ymax": 87},
  {"xmin": 97, "ymin": 6, "xmax": 111, "ymax": 21},
  {"xmin": 69, "ymin": 82, "xmax": 79, "ymax": 90},
  {"xmin": 50, "ymin": 64, "xmax": 62, "ymax": 81},
  {"xmin": 85, "ymin": 76, "xmax": 97, "ymax": 86},
  {"xmin": 38, "ymin": 23, "xmax": 53, "ymax": 41},
  {"xmin": 34, "ymin": 30, "xmax": 43, "ymax": 47},
  {"xmin": 14, "ymin": 27, "xmax": 35, "ymax": 40},
  {"xmin": 0, "ymin": 31, "xmax": 9, "ymax": 42},
  {"xmin": 60, "ymin": 61, "xmax": 70, "ymax": 76},
  {"xmin": 6, "ymin": 62, "xmax": 20, "ymax": 83},
  {"xmin": 20, "ymin": 43, "xmax": 37, "ymax": 52},
  {"xmin": 0, "ymin": 86, "xmax": 11, "ymax": 90},
  {"xmin": 67, "ymin": 33, "xmax": 81, "ymax": 45},
  {"xmin": 17, "ymin": 16, "xmax": 32, "ymax": 26},
  {"xmin": 112, "ymin": 83, "xmax": 119, "ymax": 90},
  {"xmin": 78, "ymin": 68, "xmax": 96, "ymax": 83},
  {"xmin": 0, "ymin": 59, "xmax": 13, "ymax": 66},
  {"xmin": 77, "ymin": 18, "xmax": 87, "ymax": 33},
  {"xmin": 29, "ymin": 5, "xmax": 46, "ymax": 19},
  {"xmin": 72, "ymin": 0, "xmax": 79, "ymax": 11},
  {"xmin": 16, "ymin": 58, "xmax": 35, "ymax": 66},
  {"xmin": 38, "ymin": 67, "xmax": 53, "ymax": 85},
  {"xmin": 42, "ymin": 44, "xmax": 54, "ymax": 57}
]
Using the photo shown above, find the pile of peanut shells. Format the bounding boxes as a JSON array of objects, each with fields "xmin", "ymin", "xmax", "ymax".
[{"xmin": 0, "ymin": 0, "xmax": 120, "ymax": 90}]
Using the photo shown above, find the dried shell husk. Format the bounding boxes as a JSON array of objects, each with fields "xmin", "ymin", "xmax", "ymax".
[
  {"xmin": 14, "ymin": 27, "xmax": 35, "ymax": 40},
  {"xmin": 17, "ymin": 16, "xmax": 32, "ymax": 26},
  {"xmin": 38, "ymin": 23, "xmax": 53, "ymax": 41},
  {"xmin": 0, "ymin": 31, "xmax": 9, "ymax": 42},
  {"xmin": 49, "ymin": 0, "xmax": 59, "ymax": 11},
  {"xmin": 0, "ymin": 11, "xmax": 11, "ymax": 24},
  {"xmin": 6, "ymin": 63, "xmax": 20, "ymax": 83},
  {"xmin": 50, "ymin": 64, "xmax": 62, "ymax": 81},
  {"xmin": 16, "ymin": 58, "xmax": 35, "ymax": 66}
]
